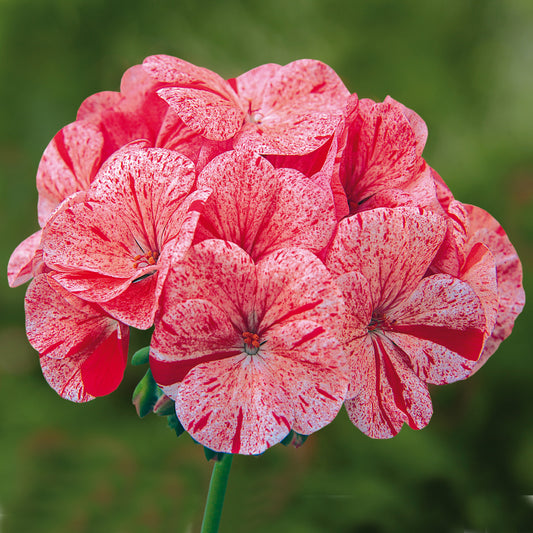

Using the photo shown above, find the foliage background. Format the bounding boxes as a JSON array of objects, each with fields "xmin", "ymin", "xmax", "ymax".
[{"xmin": 0, "ymin": 1, "xmax": 531, "ymax": 531}]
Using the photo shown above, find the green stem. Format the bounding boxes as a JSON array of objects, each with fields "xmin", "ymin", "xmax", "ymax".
[{"xmin": 200, "ymin": 454, "xmax": 234, "ymax": 533}]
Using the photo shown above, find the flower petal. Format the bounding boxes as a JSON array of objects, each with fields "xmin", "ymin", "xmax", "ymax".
[
  {"xmin": 325, "ymin": 207, "xmax": 446, "ymax": 310},
  {"xmin": 7, "ymin": 230, "xmax": 41, "ymax": 287},
  {"xmin": 156, "ymin": 87, "xmax": 244, "ymax": 141},
  {"xmin": 346, "ymin": 334, "xmax": 433, "ymax": 439},
  {"xmin": 25, "ymin": 275, "xmax": 128, "ymax": 401},
  {"xmin": 465, "ymin": 204, "xmax": 525, "ymax": 368},
  {"xmin": 36, "ymin": 121, "xmax": 104, "ymax": 226},
  {"xmin": 386, "ymin": 274, "xmax": 486, "ymax": 383},
  {"xmin": 196, "ymin": 150, "xmax": 337, "ymax": 259}
]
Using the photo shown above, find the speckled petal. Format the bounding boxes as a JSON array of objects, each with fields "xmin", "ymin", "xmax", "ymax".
[
  {"xmin": 265, "ymin": 320, "xmax": 348, "ymax": 435},
  {"xmin": 143, "ymin": 55, "xmax": 235, "ymax": 95},
  {"xmin": 234, "ymin": 63, "xmax": 281, "ymax": 110},
  {"xmin": 99, "ymin": 271, "xmax": 161, "ymax": 329},
  {"xmin": 25, "ymin": 275, "xmax": 128, "ymax": 401},
  {"xmin": 176, "ymin": 354, "xmax": 291, "ymax": 454},
  {"xmin": 143, "ymin": 55, "xmax": 243, "ymax": 141},
  {"xmin": 42, "ymin": 195, "xmax": 140, "ymax": 281},
  {"xmin": 325, "ymin": 207, "xmax": 446, "ymax": 310},
  {"xmin": 257, "ymin": 248, "xmax": 345, "ymax": 335},
  {"xmin": 160, "ymin": 240, "xmax": 257, "ymax": 332},
  {"xmin": 339, "ymin": 97, "xmax": 426, "ymax": 214},
  {"xmin": 7, "ymin": 230, "xmax": 41, "ymax": 287},
  {"xmin": 460, "ymin": 242, "xmax": 498, "ymax": 339},
  {"xmin": 150, "ymin": 299, "xmax": 242, "ymax": 398},
  {"xmin": 175, "ymin": 319, "xmax": 346, "ymax": 454},
  {"xmin": 345, "ymin": 333, "xmax": 433, "ymax": 439},
  {"xmin": 235, "ymin": 59, "xmax": 349, "ymax": 155},
  {"xmin": 77, "ymin": 64, "xmax": 170, "ymax": 159},
  {"xmin": 465, "ymin": 204, "xmax": 525, "ymax": 368},
  {"xmin": 196, "ymin": 150, "xmax": 336, "ymax": 259},
  {"xmin": 157, "ymin": 87, "xmax": 244, "ymax": 141},
  {"xmin": 334, "ymin": 270, "xmax": 374, "ymax": 397},
  {"xmin": 36, "ymin": 121, "xmax": 104, "ymax": 226},
  {"xmin": 384, "ymin": 96, "xmax": 428, "ymax": 157},
  {"xmin": 91, "ymin": 148, "xmax": 197, "ymax": 247},
  {"xmin": 385, "ymin": 274, "xmax": 486, "ymax": 383}
]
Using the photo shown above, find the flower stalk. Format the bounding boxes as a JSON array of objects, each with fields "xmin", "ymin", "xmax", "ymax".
[{"xmin": 200, "ymin": 453, "xmax": 234, "ymax": 533}]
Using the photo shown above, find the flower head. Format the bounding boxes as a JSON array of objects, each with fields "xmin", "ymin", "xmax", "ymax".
[
  {"xmin": 150, "ymin": 240, "xmax": 348, "ymax": 454},
  {"xmin": 325, "ymin": 207, "xmax": 487, "ymax": 438}
]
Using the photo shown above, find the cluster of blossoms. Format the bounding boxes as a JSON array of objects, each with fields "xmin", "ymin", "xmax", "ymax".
[{"xmin": 8, "ymin": 56, "xmax": 524, "ymax": 455}]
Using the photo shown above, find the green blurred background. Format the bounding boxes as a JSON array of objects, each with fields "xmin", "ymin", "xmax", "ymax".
[{"xmin": 1, "ymin": 1, "xmax": 531, "ymax": 531}]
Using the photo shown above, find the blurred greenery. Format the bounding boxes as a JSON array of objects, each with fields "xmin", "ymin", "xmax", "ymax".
[{"xmin": 0, "ymin": 0, "xmax": 531, "ymax": 531}]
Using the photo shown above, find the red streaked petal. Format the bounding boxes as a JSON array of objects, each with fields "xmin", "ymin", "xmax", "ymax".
[
  {"xmin": 325, "ymin": 207, "xmax": 446, "ymax": 310},
  {"xmin": 26, "ymin": 275, "xmax": 128, "ymax": 402},
  {"xmin": 196, "ymin": 150, "xmax": 336, "ymax": 259},
  {"xmin": 465, "ymin": 204, "xmax": 525, "ymax": 367},
  {"xmin": 37, "ymin": 121, "xmax": 104, "ymax": 226},
  {"xmin": 25, "ymin": 275, "xmax": 116, "ymax": 360},
  {"xmin": 345, "ymin": 334, "xmax": 432, "ymax": 439},
  {"xmin": 7, "ymin": 231, "xmax": 41, "ymax": 287},
  {"xmin": 157, "ymin": 87, "xmax": 244, "ymax": 141}
]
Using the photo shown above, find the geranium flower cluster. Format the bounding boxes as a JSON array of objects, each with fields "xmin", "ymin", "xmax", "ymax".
[{"xmin": 8, "ymin": 56, "xmax": 524, "ymax": 455}]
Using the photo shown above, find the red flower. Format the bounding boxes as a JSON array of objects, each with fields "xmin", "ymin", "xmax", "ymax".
[
  {"xmin": 25, "ymin": 275, "xmax": 128, "ymax": 401},
  {"xmin": 194, "ymin": 149, "xmax": 337, "ymax": 260},
  {"xmin": 325, "ymin": 207, "xmax": 487, "ymax": 438},
  {"xmin": 41, "ymin": 147, "xmax": 208, "ymax": 329},
  {"xmin": 334, "ymin": 96, "xmax": 438, "ymax": 217},
  {"xmin": 150, "ymin": 241, "xmax": 348, "ymax": 454},
  {"xmin": 143, "ymin": 55, "xmax": 350, "ymax": 155}
]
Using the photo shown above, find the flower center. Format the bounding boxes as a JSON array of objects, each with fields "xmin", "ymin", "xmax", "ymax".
[
  {"xmin": 133, "ymin": 250, "xmax": 159, "ymax": 269},
  {"xmin": 242, "ymin": 331, "xmax": 261, "ymax": 356},
  {"xmin": 367, "ymin": 314, "xmax": 391, "ymax": 334}
]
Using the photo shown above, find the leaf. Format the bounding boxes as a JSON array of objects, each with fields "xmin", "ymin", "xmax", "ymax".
[
  {"xmin": 131, "ymin": 346, "xmax": 150, "ymax": 366},
  {"xmin": 153, "ymin": 394, "xmax": 175, "ymax": 416},
  {"xmin": 132, "ymin": 368, "xmax": 163, "ymax": 417},
  {"xmin": 281, "ymin": 431, "xmax": 308, "ymax": 448},
  {"xmin": 204, "ymin": 447, "xmax": 227, "ymax": 462},
  {"xmin": 167, "ymin": 412, "xmax": 185, "ymax": 438}
]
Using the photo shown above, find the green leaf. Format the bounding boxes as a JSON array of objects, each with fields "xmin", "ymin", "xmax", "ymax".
[
  {"xmin": 132, "ymin": 368, "xmax": 163, "ymax": 418},
  {"xmin": 153, "ymin": 394, "xmax": 175, "ymax": 416},
  {"xmin": 281, "ymin": 430, "xmax": 308, "ymax": 448},
  {"xmin": 131, "ymin": 346, "xmax": 150, "ymax": 366},
  {"xmin": 204, "ymin": 447, "xmax": 227, "ymax": 462},
  {"xmin": 167, "ymin": 412, "xmax": 185, "ymax": 438}
]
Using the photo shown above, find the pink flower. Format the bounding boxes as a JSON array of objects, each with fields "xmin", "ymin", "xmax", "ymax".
[
  {"xmin": 77, "ymin": 63, "xmax": 205, "ymax": 162},
  {"xmin": 194, "ymin": 150, "xmax": 337, "ymax": 260},
  {"xmin": 429, "ymin": 175, "xmax": 525, "ymax": 371},
  {"xmin": 143, "ymin": 55, "xmax": 350, "ymax": 155},
  {"xmin": 41, "ymin": 147, "xmax": 208, "ymax": 329},
  {"xmin": 25, "ymin": 274, "xmax": 129, "ymax": 402},
  {"xmin": 334, "ymin": 96, "xmax": 438, "ymax": 217},
  {"xmin": 324, "ymin": 207, "xmax": 487, "ymax": 438},
  {"xmin": 150, "ymin": 240, "xmax": 348, "ymax": 454},
  {"xmin": 461, "ymin": 204, "xmax": 524, "ymax": 370}
]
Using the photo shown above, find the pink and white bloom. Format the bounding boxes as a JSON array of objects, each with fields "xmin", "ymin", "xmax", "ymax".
[
  {"xmin": 25, "ymin": 274, "xmax": 129, "ymax": 402},
  {"xmin": 41, "ymin": 148, "xmax": 209, "ymax": 329},
  {"xmin": 143, "ymin": 55, "xmax": 350, "ymax": 155},
  {"xmin": 463, "ymin": 204, "xmax": 525, "ymax": 370},
  {"xmin": 150, "ymin": 241, "xmax": 348, "ymax": 454},
  {"xmin": 429, "ymin": 180, "xmax": 524, "ymax": 370},
  {"xmin": 334, "ymin": 96, "xmax": 438, "ymax": 218},
  {"xmin": 324, "ymin": 207, "xmax": 487, "ymax": 438},
  {"xmin": 194, "ymin": 150, "xmax": 337, "ymax": 260}
]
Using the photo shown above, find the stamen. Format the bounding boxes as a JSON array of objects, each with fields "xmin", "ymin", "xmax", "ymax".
[
  {"xmin": 242, "ymin": 331, "xmax": 261, "ymax": 355},
  {"xmin": 367, "ymin": 314, "xmax": 392, "ymax": 334},
  {"xmin": 132, "ymin": 250, "xmax": 159, "ymax": 269}
]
